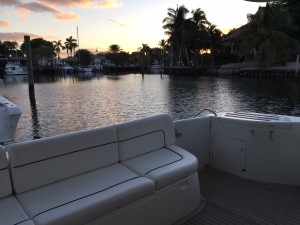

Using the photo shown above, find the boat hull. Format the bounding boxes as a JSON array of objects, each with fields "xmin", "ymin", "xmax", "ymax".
[{"xmin": 174, "ymin": 112, "xmax": 300, "ymax": 186}]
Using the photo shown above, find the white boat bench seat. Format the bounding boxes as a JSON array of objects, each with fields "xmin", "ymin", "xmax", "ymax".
[
  {"xmin": 0, "ymin": 147, "xmax": 35, "ymax": 225},
  {"xmin": 116, "ymin": 114, "xmax": 198, "ymax": 190},
  {"xmin": 121, "ymin": 145, "xmax": 198, "ymax": 190},
  {"xmin": 4, "ymin": 114, "xmax": 201, "ymax": 225},
  {"xmin": 7, "ymin": 125, "xmax": 154, "ymax": 225},
  {"xmin": 16, "ymin": 164, "xmax": 153, "ymax": 225}
]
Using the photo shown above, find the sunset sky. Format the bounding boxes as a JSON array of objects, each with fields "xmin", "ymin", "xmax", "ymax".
[{"xmin": 0, "ymin": 0, "xmax": 265, "ymax": 54}]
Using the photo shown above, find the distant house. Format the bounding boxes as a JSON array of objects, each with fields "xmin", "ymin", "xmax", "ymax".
[
  {"xmin": 222, "ymin": 29, "xmax": 242, "ymax": 55},
  {"xmin": 37, "ymin": 58, "xmax": 53, "ymax": 67},
  {"xmin": 90, "ymin": 55, "xmax": 114, "ymax": 70}
]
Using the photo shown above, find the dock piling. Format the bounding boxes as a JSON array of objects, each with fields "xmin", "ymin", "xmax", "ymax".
[{"xmin": 24, "ymin": 35, "xmax": 35, "ymax": 99}]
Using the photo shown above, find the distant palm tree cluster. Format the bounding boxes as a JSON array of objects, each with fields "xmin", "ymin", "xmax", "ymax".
[
  {"xmin": 52, "ymin": 36, "xmax": 78, "ymax": 59},
  {"xmin": 0, "ymin": 1, "xmax": 299, "ymax": 70}
]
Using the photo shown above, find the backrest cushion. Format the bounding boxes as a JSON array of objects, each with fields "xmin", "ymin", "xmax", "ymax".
[
  {"xmin": 116, "ymin": 114, "xmax": 175, "ymax": 161},
  {"xmin": 0, "ymin": 146, "xmax": 12, "ymax": 198},
  {"xmin": 8, "ymin": 125, "xmax": 118, "ymax": 193}
]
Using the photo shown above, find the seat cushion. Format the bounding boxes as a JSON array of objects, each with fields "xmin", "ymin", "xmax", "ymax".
[
  {"xmin": 116, "ymin": 114, "xmax": 175, "ymax": 161},
  {"xmin": 8, "ymin": 125, "xmax": 119, "ymax": 193},
  {"xmin": 121, "ymin": 145, "xmax": 198, "ymax": 190},
  {"xmin": 0, "ymin": 147, "xmax": 11, "ymax": 198},
  {"xmin": 0, "ymin": 196, "xmax": 34, "ymax": 225},
  {"xmin": 16, "ymin": 163, "xmax": 154, "ymax": 225}
]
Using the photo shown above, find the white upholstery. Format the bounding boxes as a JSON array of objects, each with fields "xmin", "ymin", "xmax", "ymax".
[
  {"xmin": 0, "ymin": 196, "xmax": 34, "ymax": 225},
  {"xmin": 17, "ymin": 163, "xmax": 154, "ymax": 225},
  {"xmin": 122, "ymin": 145, "xmax": 198, "ymax": 190},
  {"xmin": 4, "ymin": 113, "xmax": 200, "ymax": 225},
  {"xmin": 0, "ymin": 147, "xmax": 35, "ymax": 224},
  {"xmin": 8, "ymin": 125, "xmax": 119, "ymax": 193},
  {"xmin": 0, "ymin": 147, "xmax": 11, "ymax": 198},
  {"xmin": 116, "ymin": 114, "xmax": 175, "ymax": 161}
]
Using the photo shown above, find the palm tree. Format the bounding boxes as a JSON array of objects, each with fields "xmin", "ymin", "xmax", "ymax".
[
  {"xmin": 158, "ymin": 39, "xmax": 167, "ymax": 67},
  {"xmin": 238, "ymin": 2, "xmax": 299, "ymax": 69},
  {"xmin": 108, "ymin": 44, "xmax": 122, "ymax": 65},
  {"xmin": 65, "ymin": 36, "xmax": 77, "ymax": 58},
  {"xmin": 138, "ymin": 43, "xmax": 151, "ymax": 71},
  {"xmin": 108, "ymin": 44, "xmax": 122, "ymax": 54},
  {"xmin": 190, "ymin": 8, "xmax": 210, "ymax": 67},
  {"xmin": 207, "ymin": 24, "xmax": 223, "ymax": 67},
  {"xmin": 52, "ymin": 40, "xmax": 63, "ymax": 59},
  {"xmin": 163, "ymin": 5, "xmax": 190, "ymax": 65},
  {"xmin": 64, "ymin": 42, "xmax": 70, "ymax": 58}
]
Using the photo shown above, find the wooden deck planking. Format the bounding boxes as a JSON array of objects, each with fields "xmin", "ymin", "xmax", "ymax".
[{"xmin": 182, "ymin": 168, "xmax": 300, "ymax": 225}]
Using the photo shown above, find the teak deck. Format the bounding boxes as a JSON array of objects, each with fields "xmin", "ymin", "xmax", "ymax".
[{"xmin": 182, "ymin": 168, "xmax": 300, "ymax": 225}]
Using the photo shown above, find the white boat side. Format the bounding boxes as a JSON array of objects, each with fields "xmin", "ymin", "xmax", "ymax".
[
  {"xmin": 174, "ymin": 111, "xmax": 300, "ymax": 186},
  {"xmin": 0, "ymin": 97, "xmax": 22, "ymax": 145}
]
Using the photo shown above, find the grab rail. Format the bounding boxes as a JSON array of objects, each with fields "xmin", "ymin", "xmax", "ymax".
[{"xmin": 195, "ymin": 109, "xmax": 217, "ymax": 117}]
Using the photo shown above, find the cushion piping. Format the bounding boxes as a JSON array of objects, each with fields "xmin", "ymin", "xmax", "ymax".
[
  {"xmin": 12, "ymin": 141, "xmax": 118, "ymax": 169},
  {"xmin": 31, "ymin": 176, "xmax": 140, "ymax": 218}
]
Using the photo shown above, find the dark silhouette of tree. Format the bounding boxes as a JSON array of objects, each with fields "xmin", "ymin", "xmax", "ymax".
[{"xmin": 238, "ymin": 2, "xmax": 299, "ymax": 69}]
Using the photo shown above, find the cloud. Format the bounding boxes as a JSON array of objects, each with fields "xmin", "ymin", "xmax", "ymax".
[
  {"xmin": 17, "ymin": 2, "xmax": 80, "ymax": 21},
  {"xmin": 40, "ymin": 0, "xmax": 122, "ymax": 9},
  {"xmin": 108, "ymin": 18, "xmax": 118, "ymax": 23},
  {"xmin": 108, "ymin": 18, "xmax": 128, "ymax": 27},
  {"xmin": 0, "ymin": 32, "xmax": 41, "ymax": 42},
  {"xmin": 40, "ymin": 0, "xmax": 94, "ymax": 8},
  {"xmin": 99, "ymin": 0, "xmax": 121, "ymax": 9},
  {"xmin": 56, "ymin": 11, "xmax": 80, "ymax": 20},
  {"xmin": 0, "ymin": 21, "xmax": 11, "ymax": 28},
  {"xmin": 0, "ymin": 0, "xmax": 21, "ymax": 6},
  {"xmin": 0, "ymin": 32, "xmax": 58, "ymax": 43}
]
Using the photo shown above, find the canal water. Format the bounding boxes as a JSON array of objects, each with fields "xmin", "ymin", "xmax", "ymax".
[{"xmin": 1, "ymin": 73, "xmax": 300, "ymax": 142}]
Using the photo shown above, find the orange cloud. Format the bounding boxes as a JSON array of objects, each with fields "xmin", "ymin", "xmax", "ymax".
[
  {"xmin": 100, "ymin": 0, "xmax": 121, "ymax": 8},
  {"xmin": 56, "ymin": 11, "xmax": 80, "ymax": 20},
  {"xmin": 16, "ymin": 2, "xmax": 80, "ymax": 21},
  {"xmin": 40, "ymin": 0, "xmax": 94, "ymax": 8},
  {"xmin": 0, "ymin": 21, "xmax": 11, "ymax": 28},
  {"xmin": 39, "ymin": 0, "xmax": 122, "ymax": 9}
]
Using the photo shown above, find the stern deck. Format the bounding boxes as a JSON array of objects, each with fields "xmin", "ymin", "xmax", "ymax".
[{"xmin": 182, "ymin": 168, "xmax": 300, "ymax": 225}]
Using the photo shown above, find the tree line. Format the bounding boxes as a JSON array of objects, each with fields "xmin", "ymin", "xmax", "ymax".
[{"xmin": 0, "ymin": 1, "xmax": 299, "ymax": 70}]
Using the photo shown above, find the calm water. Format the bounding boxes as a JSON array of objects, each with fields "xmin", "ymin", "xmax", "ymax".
[{"xmin": 1, "ymin": 73, "xmax": 300, "ymax": 142}]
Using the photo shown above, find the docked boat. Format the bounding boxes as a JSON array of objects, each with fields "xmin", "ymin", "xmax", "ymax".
[
  {"xmin": 76, "ymin": 65, "xmax": 93, "ymax": 73},
  {"xmin": 150, "ymin": 60, "xmax": 162, "ymax": 73},
  {"xmin": 0, "ymin": 98, "xmax": 299, "ymax": 225},
  {"xmin": 5, "ymin": 62, "xmax": 28, "ymax": 75},
  {"xmin": 56, "ymin": 62, "xmax": 74, "ymax": 73}
]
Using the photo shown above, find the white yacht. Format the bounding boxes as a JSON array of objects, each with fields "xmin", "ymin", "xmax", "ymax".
[{"xmin": 5, "ymin": 62, "xmax": 28, "ymax": 75}]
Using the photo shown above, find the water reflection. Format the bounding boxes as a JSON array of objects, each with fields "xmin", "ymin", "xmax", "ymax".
[
  {"xmin": 29, "ymin": 95, "xmax": 41, "ymax": 139},
  {"xmin": 1, "ymin": 73, "xmax": 300, "ymax": 142}
]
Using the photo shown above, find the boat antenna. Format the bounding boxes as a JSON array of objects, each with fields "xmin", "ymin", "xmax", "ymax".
[{"xmin": 77, "ymin": 26, "xmax": 80, "ymax": 64}]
